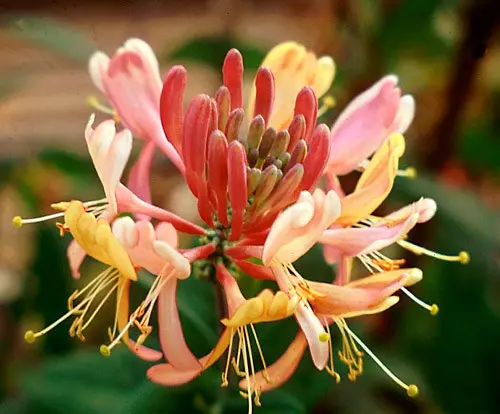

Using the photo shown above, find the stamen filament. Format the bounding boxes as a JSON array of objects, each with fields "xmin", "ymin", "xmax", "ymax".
[
  {"xmin": 250, "ymin": 324, "xmax": 271, "ymax": 383},
  {"xmin": 24, "ymin": 298, "xmax": 87, "ymax": 343},
  {"xmin": 87, "ymin": 96, "xmax": 116, "ymax": 116},
  {"xmin": 222, "ymin": 329, "xmax": 235, "ymax": 387},
  {"xmin": 239, "ymin": 327, "xmax": 253, "ymax": 414},
  {"xmin": 14, "ymin": 211, "xmax": 65, "ymax": 227},
  {"xmin": 343, "ymin": 324, "xmax": 419, "ymax": 398},
  {"xmin": 398, "ymin": 240, "xmax": 469, "ymax": 264},
  {"xmin": 401, "ymin": 287, "xmax": 439, "ymax": 315}
]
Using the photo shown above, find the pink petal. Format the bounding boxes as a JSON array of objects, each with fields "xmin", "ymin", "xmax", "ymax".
[
  {"xmin": 308, "ymin": 275, "xmax": 406, "ymax": 316},
  {"xmin": 158, "ymin": 277, "xmax": 201, "ymax": 370},
  {"xmin": 126, "ymin": 140, "xmax": 155, "ymax": 220},
  {"xmin": 384, "ymin": 198, "xmax": 437, "ymax": 224},
  {"xmin": 327, "ymin": 75, "xmax": 401, "ymax": 175},
  {"xmin": 319, "ymin": 213, "xmax": 419, "ymax": 257},
  {"xmin": 295, "ymin": 302, "xmax": 328, "ymax": 370},
  {"xmin": 85, "ymin": 118, "xmax": 132, "ymax": 215},
  {"xmin": 239, "ymin": 332, "xmax": 307, "ymax": 393},
  {"xmin": 116, "ymin": 279, "xmax": 163, "ymax": 361},
  {"xmin": 88, "ymin": 51, "xmax": 110, "ymax": 93},
  {"xmin": 395, "ymin": 94, "xmax": 415, "ymax": 133},
  {"xmin": 222, "ymin": 49, "xmax": 244, "ymax": 110},
  {"xmin": 115, "ymin": 184, "xmax": 206, "ymax": 235},
  {"xmin": 216, "ymin": 263, "xmax": 245, "ymax": 315},
  {"xmin": 67, "ymin": 239, "xmax": 86, "ymax": 279},
  {"xmin": 155, "ymin": 222, "xmax": 178, "ymax": 248}
]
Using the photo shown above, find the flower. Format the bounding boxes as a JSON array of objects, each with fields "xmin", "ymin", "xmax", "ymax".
[
  {"xmin": 14, "ymin": 38, "xmax": 470, "ymax": 411},
  {"xmin": 326, "ymin": 75, "xmax": 415, "ymax": 176},
  {"xmin": 89, "ymin": 38, "xmax": 184, "ymax": 175},
  {"xmin": 148, "ymin": 263, "xmax": 298, "ymax": 412},
  {"xmin": 23, "ymin": 201, "xmax": 136, "ymax": 344}
]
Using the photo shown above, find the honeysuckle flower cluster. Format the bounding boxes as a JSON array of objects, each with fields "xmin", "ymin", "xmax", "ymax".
[{"xmin": 14, "ymin": 38, "xmax": 469, "ymax": 412}]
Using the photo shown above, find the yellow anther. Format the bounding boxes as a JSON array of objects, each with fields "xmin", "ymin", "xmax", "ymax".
[
  {"xmin": 407, "ymin": 384, "xmax": 419, "ymax": 398},
  {"xmin": 24, "ymin": 330, "xmax": 36, "ymax": 343},
  {"xmin": 318, "ymin": 332, "xmax": 330, "ymax": 342},
  {"xmin": 12, "ymin": 216, "xmax": 23, "ymax": 228},
  {"xmin": 430, "ymin": 304, "xmax": 439, "ymax": 316},
  {"xmin": 322, "ymin": 95, "xmax": 336, "ymax": 108},
  {"xmin": 99, "ymin": 344, "xmax": 111, "ymax": 357},
  {"xmin": 459, "ymin": 251, "xmax": 470, "ymax": 265},
  {"xmin": 404, "ymin": 167, "xmax": 417, "ymax": 179}
]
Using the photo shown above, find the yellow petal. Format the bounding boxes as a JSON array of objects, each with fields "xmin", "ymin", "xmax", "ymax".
[
  {"xmin": 64, "ymin": 200, "xmax": 136, "ymax": 281},
  {"xmin": 221, "ymin": 297, "xmax": 264, "ymax": 327},
  {"xmin": 338, "ymin": 133, "xmax": 405, "ymax": 225}
]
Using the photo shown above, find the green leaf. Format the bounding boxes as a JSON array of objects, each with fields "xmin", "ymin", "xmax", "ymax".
[
  {"xmin": 165, "ymin": 35, "xmax": 266, "ymax": 72},
  {"xmin": 6, "ymin": 16, "xmax": 95, "ymax": 63},
  {"xmin": 20, "ymin": 348, "xmax": 152, "ymax": 414}
]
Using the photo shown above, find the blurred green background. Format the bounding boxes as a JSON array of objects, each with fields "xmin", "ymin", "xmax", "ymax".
[{"xmin": 0, "ymin": 0, "xmax": 499, "ymax": 413}]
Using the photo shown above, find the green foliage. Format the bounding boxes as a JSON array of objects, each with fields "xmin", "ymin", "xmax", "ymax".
[
  {"xmin": 165, "ymin": 35, "xmax": 266, "ymax": 72},
  {"xmin": 5, "ymin": 16, "xmax": 95, "ymax": 63}
]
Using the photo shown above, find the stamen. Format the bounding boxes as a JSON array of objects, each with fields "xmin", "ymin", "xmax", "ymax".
[
  {"xmin": 343, "ymin": 324, "xmax": 419, "ymax": 398},
  {"xmin": 401, "ymin": 287, "xmax": 439, "ymax": 316},
  {"xmin": 13, "ymin": 211, "xmax": 65, "ymax": 227},
  {"xmin": 398, "ymin": 240, "xmax": 470, "ymax": 264},
  {"xmin": 323, "ymin": 320, "xmax": 340, "ymax": 382},
  {"xmin": 222, "ymin": 329, "xmax": 235, "ymax": 387},
  {"xmin": 244, "ymin": 326, "xmax": 260, "ymax": 407},
  {"xmin": 239, "ymin": 327, "xmax": 253, "ymax": 414},
  {"xmin": 13, "ymin": 198, "xmax": 109, "ymax": 228},
  {"xmin": 317, "ymin": 95, "xmax": 336, "ymax": 117},
  {"xmin": 397, "ymin": 167, "xmax": 417, "ymax": 179},
  {"xmin": 336, "ymin": 319, "xmax": 363, "ymax": 381},
  {"xmin": 100, "ymin": 310, "xmax": 139, "ymax": 357},
  {"xmin": 250, "ymin": 324, "xmax": 271, "ymax": 383},
  {"xmin": 87, "ymin": 96, "xmax": 116, "ymax": 116}
]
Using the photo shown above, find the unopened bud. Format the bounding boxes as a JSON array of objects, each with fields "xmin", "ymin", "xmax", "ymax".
[
  {"xmin": 225, "ymin": 108, "xmax": 244, "ymax": 142},
  {"xmin": 284, "ymin": 139, "xmax": 307, "ymax": 174},
  {"xmin": 215, "ymin": 86, "xmax": 231, "ymax": 131},
  {"xmin": 288, "ymin": 114, "xmax": 306, "ymax": 151},
  {"xmin": 262, "ymin": 156, "xmax": 276, "ymax": 170},
  {"xmin": 247, "ymin": 115, "xmax": 265, "ymax": 149},
  {"xmin": 271, "ymin": 130, "xmax": 290, "ymax": 158},
  {"xmin": 279, "ymin": 152, "xmax": 291, "ymax": 170},
  {"xmin": 254, "ymin": 165, "xmax": 279, "ymax": 204},
  {"xmin": 258, "ymin": 127, "xmax": 277, "ymax": 159},
  {"xmin": 247, "ymin": 168, "xmax": 261, "ymax": 195},
  {"xmin": 247, "ymin": 148, "xmax": 259, "ymax": 168}
]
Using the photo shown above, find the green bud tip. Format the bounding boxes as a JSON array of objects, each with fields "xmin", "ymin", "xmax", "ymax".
[
  {"xmin": 407, "ymin": 384, "xmax": 419, "ymax": 398},
  {"xmin": 24, "ymin": 330, "xmax": 36, "ymax": 344},
  {"xmin": 318, "ymin": 332, "xmax": 329, "ymax": 342},
  {"xmin": 99, "ymin": 345, "xmax": 111, "ymax": 357},
  {"xmin": 12, "ymin": 216, "xmax": 23, "ymax": 228}
]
